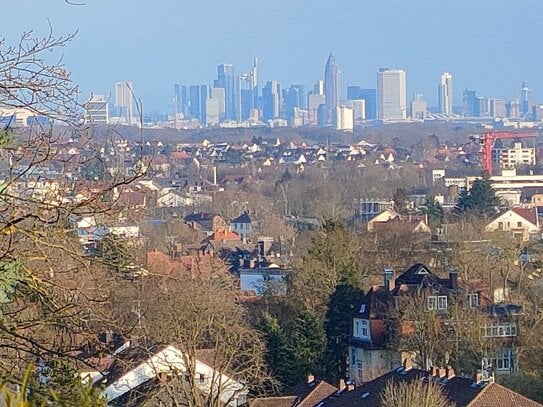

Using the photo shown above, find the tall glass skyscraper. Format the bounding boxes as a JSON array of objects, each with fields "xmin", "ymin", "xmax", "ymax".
[
  {"xmin": 324, "ymin": 53, "xmax": 339, "ymax": 123},
  {"xmin": 214, "ymin": 64, "xmax": 236, "ymax": 121}
]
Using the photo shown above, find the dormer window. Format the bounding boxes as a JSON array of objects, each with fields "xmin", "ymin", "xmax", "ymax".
[
  {"xmin": 468, "ymin": 293, "xmax": 479, "ymax": 308},
  {"xmin": 353, "ymin": 318, "xmax": 370, "ymax": 340}
]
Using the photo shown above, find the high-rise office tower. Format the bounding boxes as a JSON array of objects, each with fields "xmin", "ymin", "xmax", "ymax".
[
  {"xmin": 214, "ymin": 64, "xmax": 236, "ymax": 121},
  {"xmin": 188, "ymin": 85, "xmax": 209, "ymax": 123},
  {"xmin": 490, "ymin": 98, "xmax": 506, "ymax": 118},
  {"xmin": 438, "ymin": 72, "xmax": 453, "ymax": 115},
  {"xmin": 346, "ymin": 87, "xmax": 377, "ymax": 120},
  {"xmin": 283, "ymin": 85, "xmax": 306, "ymax": 124},
  {"xmin": 521, "ymin": 81, "xmax": 530, "ymax": 116},
  {"xmin": 211, "ymin": 87, "xmax": 226, "ymax": 121},
  {"xmin": 324, "ymin": 53, "xmax": 340, "ymax": 122},
  {"xmin": 189, "ymin": 85, "xmax": 201, "ymax": 119},
  {"xmin": 262, "ymin": 80, "xmax": 280, "ymax": 121},
  {"xmin": 314, "ymin": 80, "xmax": 324, "ymax": 96},
  {"xmin": 174, "ymin": 84, "xmax": 189, "ymax": 118},
  {"xmin": 115, "ymin": 82, "xmax": 134, "ymax": 125},
  {"xmin": 377, "ymin": 69, "xmax": 407, "ymax": 120},
  {"xmin": 462, "ymin": 89, "xmax": 479, "ymax": 117},
  {"xmin": 251, "ymin": 57, "xmax": 259, "ymax": 110}
]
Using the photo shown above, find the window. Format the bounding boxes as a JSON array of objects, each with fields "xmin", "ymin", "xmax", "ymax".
[
  {"xmin": 492, "ymin": 349, "xmax": 514, "ymax": 372},
  {"xmin": 438, "ymin": 295, "xmax": 448, "ymax": 310},
  {"xmin": 468, "ymin": 293, "xmax": 479, "ymax": 308},
  {"xmin": 517, "ymin": 222, "xmax": 523, "ymax": 228},
  {"xmin": 482, "ymin": 323, "xmax": 517, "ymax": 338},
  {"xmin": 427, "ymin": 296, "xmax": 437, "ymax": 310},
  {"xmin": 354, "ymin": 319, "xmax": 370, "ymax": 339},
  {"xmin": 199, "ymin": 373, "xmax": 206, "ymax": 384}
]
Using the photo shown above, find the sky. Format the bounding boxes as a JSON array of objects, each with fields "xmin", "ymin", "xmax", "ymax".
[{"xmin": 4, "ymin": 0, "xmax": 543, "ymax": 113}]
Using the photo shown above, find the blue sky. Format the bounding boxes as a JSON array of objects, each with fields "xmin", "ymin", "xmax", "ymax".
[{"xmin": 4, "ymin": 0, "xmax": 543, "ymax": 112}]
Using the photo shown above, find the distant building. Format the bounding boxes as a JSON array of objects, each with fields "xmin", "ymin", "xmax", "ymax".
[
  {"xmin": 324, "ymin": 52, "xmax": 340, "ymax": 123},
  {"xmin": 377, "ymin": 68, "xmax": 407, "ymax": 120},
  {"xmin": 410, "ymin": 93, "xmax": 427, "ymax": 120},
  {"xmin": 333, "ymin": 106, "xmax": 354, "ymax": 132},
  {"xmin": 521, "ymin": 81, "xmax": 531, "ymax": 116},
  {"xmin": 174, "ymin": 84, "xmax": 189, "ymax": 118},
  {"xmin": 438, "ymin": 72, "xmax": 453, "ymax": 115},
  {"xmin": 345, "ymin": 99, "xmax": 366, "ymax": 122},
  {"xmin": 205, "ymin": 98, "xmax": 220, "ymax": 125},
  {"xmin": 462, "ymin": 89, "xmax": 479, "ymax": 117},
  {"xmin": 490, "ymin": 98, "xmax": 506, "ymax": 119},
  {"xmin": 210, "ymin": 87, "xmax": 226, "ymax": 122},
  {"xmin": 262, "ymin": 80, "xmax": 280, "ymax": 121},
  {"xmin": 283, "ymin": 85, "xmax": 306, "ymax": 125},
  {"xmin": 308, "ymin": 93, "xmax": 325, "ymax": 126},
  {"xmin": 83, "ymin": 94, "xmax": 109, "ymax": 125},
  {"xmin": 214, "ymin": 64, "xmax": 236, "ymax": 120},
  {"xmin": 115, "ymin": 82, "xmax": 134, "ymax": 125}
]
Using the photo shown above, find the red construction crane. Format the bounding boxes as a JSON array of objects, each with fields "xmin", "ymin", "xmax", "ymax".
[{"xmin": 481, "ymin": 131, "xmax": 538, "ymax": 176}]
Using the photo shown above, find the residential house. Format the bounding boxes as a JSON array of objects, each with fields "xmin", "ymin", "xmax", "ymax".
[
  {"xmin": 486, "ymin": 207, "xmax": 540, "ymax": 241},
  {"xmin": 87, "ymin": 344, "xmax": 248, "ymax": 407},
  {"xmin": 348, "ymin": 263, "xmax": 522, "ymax": 383},
  {"xmin": 320, "ymin": 359, "xmax": 542, "ymax": 407},
  {"xmin": 367, "ymin": 209, "xmax": 431, "ymax": 233},
  {"xmin": 230, "ymin": 213, "xmax": 253, "ymax": 241},
  {"xmin": 251, "ymin": 375, "xmax": 337, "ymax": 407}
]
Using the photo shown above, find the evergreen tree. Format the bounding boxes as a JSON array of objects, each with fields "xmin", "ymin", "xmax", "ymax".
[
  {"xmin": 282, "ymin": 309, "xmax": 326, "ymax": 385},
  {"xmin": 260, "ymin": 313, "xmax": 289, "ymax": 383},
  {"xmin": 423, "ymin": 195, "xmax": 444, "ymax": 226},
  {"xmin": 454, "ymin": 177, "xmax": 500, "ymax": 217},
  {"xmin": 324, "ymin": 282, "xmax": 363, "ymax": 383}
]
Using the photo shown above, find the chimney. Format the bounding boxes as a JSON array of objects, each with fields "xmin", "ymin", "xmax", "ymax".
[
  {"xmin": 438, "ymin": 368, "xmax": 447, "ymax": 378},
  {"xmin": 338, "ymin": 379, "xmax": 346, "ymax": 391},
  {"xmin": 346, "ymin": 382, "xmax": 355, "ymax": 392},
  {"xmin": 449, "ymin": 269, "xmax": 458, "ymax": 291},
  {"xmin": 475, "ymin": 371, "xmax": 484, "ymax": 384},
  {"xmin": 431, "ymin": 366, "xmax": 439, "ymax": 376},
  {"xmin": 258, "ymin": 240, "xmax": 265, "ymax": 260},
  {"xmin": 384, "ymin": 267, "xmax": 394, "ymax": 291},
  {"xmin": 403, "ymin": 358, "xmax": 413, "ymax": 371},
  {"xmin": 446, "ymin": 366, "xmax": 455, "ymax": 379},
  {"xmin": 307, "ymin": 374, "xmax": 315, "ymax": 384}
]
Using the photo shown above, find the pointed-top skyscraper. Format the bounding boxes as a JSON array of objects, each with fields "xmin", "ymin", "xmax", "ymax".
[{"xmin": 324, "ymin": 53, "xmax": 339, "ymax": 120}]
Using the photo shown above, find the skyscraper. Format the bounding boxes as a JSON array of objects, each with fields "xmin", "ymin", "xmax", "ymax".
[
  {"xmin": 262, "ymin": 80, "xmax": 280, "ymax": 121},
  {"xmin": 115, "ymin": 82, "xmax": 134, "ymax": 125},
  {"xmin": 324, "ymin": 53, "xmax": 339, "ymax": 122},
  {"xmin": 174, "ymin": 84, "xmax": 189, "ymax": 118},
  {"xmin": 438, "ymin": 72, "xmax": 453, "ymax": 115},
  {"xmin": 521, "ymin": 81, "xmax": 530, "ymax": 116},
  {"xmin": 462, "ymin": 89, "xmax": 478, "ymax": 117},
  {"xmin": 377, "ymin": 69, "xmax": 407, "ymax": 120},
  {"xmin": 214, "ymin": 64, "xmax": 236, "ymax": 121},
  {"xmin": 347, "ymin": 87, "xmax": 377, "ymax": 120}
]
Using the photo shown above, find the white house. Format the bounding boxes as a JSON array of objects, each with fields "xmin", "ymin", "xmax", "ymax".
[
  {"xmin": 102, "ymin": 345, "xmax": 247, "ymax": 406},
  {"xmin": 485, "ymin": 207, "xmax": 540, "ymax": 241}
]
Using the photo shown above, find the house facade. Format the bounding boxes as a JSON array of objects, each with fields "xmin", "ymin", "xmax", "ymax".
[{"xmin": 348, "ymin": 263, "xmax": 522, "ymax": 383}]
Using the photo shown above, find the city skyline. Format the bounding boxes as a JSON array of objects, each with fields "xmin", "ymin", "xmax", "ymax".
[{"xmin": 4, "ymin": 0, "xmax": 543, "ymax": 112}]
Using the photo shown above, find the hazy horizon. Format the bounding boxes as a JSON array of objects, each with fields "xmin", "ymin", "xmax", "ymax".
[{"xmin": 4, "ymin": 0, "xmax": 543, "ymax": 112}]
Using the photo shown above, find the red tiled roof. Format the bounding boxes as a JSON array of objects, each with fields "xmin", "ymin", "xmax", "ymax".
[
  {"xmin": 250, "ymin": 396, "xmax": 297, "ymax": 407},
  {"xmin": 470, "ymin": 383, "xmax": 542, "ymax": 407},
  {"xmin": 511, "ymin": 207, "xmax": 538, "ymax": 226}
]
